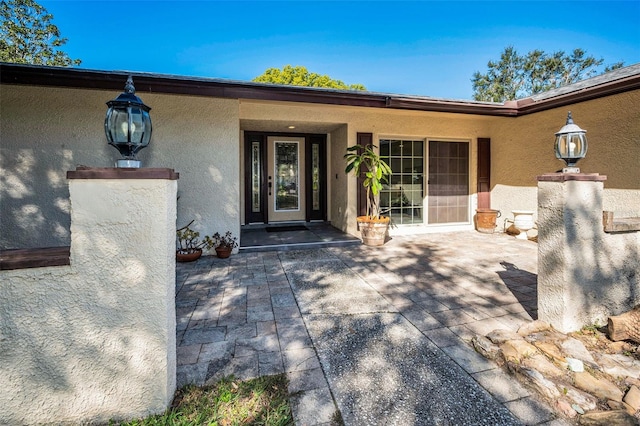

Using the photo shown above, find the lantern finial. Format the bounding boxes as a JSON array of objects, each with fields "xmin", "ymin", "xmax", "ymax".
[{"xmin": 124, "ymin": 76, "xmax": 135, "ymax": 94}]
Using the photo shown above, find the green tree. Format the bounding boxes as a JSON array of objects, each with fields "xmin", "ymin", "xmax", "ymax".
[
  {"xmin": 472, "ymin": 47, "xmax": 623, "ymax": 102},
  {"xmin": 253, "ymin": 65, "xmax": 366, "ymax": 90},
  {"xmin": 0, "ymin": 0, "xmax": 80, "ymax": 66}
]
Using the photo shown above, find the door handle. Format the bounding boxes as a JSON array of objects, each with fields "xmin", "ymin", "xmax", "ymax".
[{"xmin": 268, "ymin": 181, "xmax": 272, "ymax": 196}]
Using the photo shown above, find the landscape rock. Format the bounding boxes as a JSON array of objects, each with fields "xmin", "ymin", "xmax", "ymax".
[
  {"xmin": 471, "ymin": 334, "xmax": 502, "ymax": 361},
  {"xmin": 532, "ymin": 340, "xmax": 567, "ymax": 364},
  {"xmin": 500, "ymin": 339, "xmax": 538, "ymax": 363},
  {"xmin": 521, "ymin": 368, "xmax": 561, "ymax": 399},
  {"xmin": 505, "ymin": 224, "xmax": 520, "ymax": 236},
  {"xmin": 477, "ymin": 320, "xmax": 639, "ymax": 423},
  {"xmin": 624, "ymin": 385, "xmax": 640, "ymax": 411},
  {"xmin": 607, "ymin": 400, "xmax": 638, "ymax": 416},
  {"xmin": 564, "ymin": 385, "xmax": 598, "ymax": 411},
  {"xmin": 578, "ymin": 410, "xmax": 638, "ymax": 426},
  {"xmin": 626, "ymin": 377, "xmax": 640, "ymax": 388},
  {"xmin": 574, "ymin": 371, "xmax": 624, "ymax": 402},
  {"xmin": 561, "ymin": 337, "xmax": 597, "ymax": 367},
  {"xmin": 567, "ymin": 357, "xmax": 585, "ymax": 373},
  {"xmin": 595, "ymin": 353, "xmax": 640, "ymax": 379},
  {"xmin": 517, "ymin": 320, "xmax": 551, "ymax": 336},
  {"xmin": 555, "ymin": 398, "xmax": 578, "ymax": 418},
  {"xmin": 486, "ymin": 328, "xmax": 521, "ymax": 344},
  {"xmin": 522, "ymin": 353, "xmax": 566, "ymax": 378}
]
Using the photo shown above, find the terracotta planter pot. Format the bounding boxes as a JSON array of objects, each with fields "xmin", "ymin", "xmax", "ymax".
[
  {"xmin": 476, "ymin": 209, "xmax": 501, "ymax": 234},
  {"xmin": 215, "ymin": 246, "xmax": 232, "ymax": 259},
  {"xmin": 176, "ymin": 248, "xmax": 202, "ymax": 262},
  {"xmin": 356, "ymin": 216, "xmax": 390, "ymax": 246}
]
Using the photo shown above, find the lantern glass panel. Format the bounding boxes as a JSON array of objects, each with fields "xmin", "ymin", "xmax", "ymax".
[
  {"xmin": 106, "ymin": 108, "xmax": 130, "ymax": 144},
  {"xmin": 555, "ymin": 134, "xmax": 567, "ymax": 159},
  {"xmin": 129, "ymin": 107, "xmax": 151, "ymax": 147},
  {"xmin": 556, "ymin": 134, "xmax": 587, "ymax": 158}
]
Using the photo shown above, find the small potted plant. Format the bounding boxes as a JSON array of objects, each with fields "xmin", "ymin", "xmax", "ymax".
[
  {"xmin": 344, "ymin": 144, "xmax": 393, "ymax": 246},
  {"xmin": 176, "ymin": 220, "xmax": 215, "ymax": 262},
  {"xmin": 212, "ymin": 231, "xmax": 238, "ymax": 259}
]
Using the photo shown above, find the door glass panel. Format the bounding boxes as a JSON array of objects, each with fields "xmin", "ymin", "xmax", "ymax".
[
  {"xmin": 275, "ymin": 141, "xmax": 299, "ymax": 211},
  {"xmin": 428, "ymin": 141, "xmax": 469, "ymax": 224},
  {"xmin": 312, "ymin": 144, "xmax": 320, "ymax": 210},
  {"xmin": 251, "ymin": 141, "xmax": 261, "ymax": 213},
  {"xmin": 380, "ymin": 139, "xmax": 424, "ymax": 225}
]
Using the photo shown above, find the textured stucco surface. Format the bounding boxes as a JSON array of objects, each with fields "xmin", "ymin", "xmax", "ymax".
[
  {"xmin": 2, "ymin": 83, "xmax": 637, "ymax": 248},
  {"xmin": 329, "ymin": 125, "xmax": 349, "ymax": 233},
  {"xmin": 0, "ymin": 177, "xmax": 177, "ymax": 425},
  {"xmin": 490, "ymin": 90, "xmax": 640, "ymax": 230},
  {"xmin": 1, "ymin": 85, "xmax": 239, "ymax": 250},
  {"xmin": 537, "ymin": 178, "xmax": 640, "ymax": 333}
]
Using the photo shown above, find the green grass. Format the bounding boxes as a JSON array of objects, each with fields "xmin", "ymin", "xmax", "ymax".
[{"xmin": 115, "ymin": 374, "xmax": 293, "ymax": 426}]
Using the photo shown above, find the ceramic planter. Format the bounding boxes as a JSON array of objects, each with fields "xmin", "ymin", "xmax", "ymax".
[
  {"xmin": 357, "ymin": 216, "xmax": 390, "ymax": 246},
  {"xmin": 215, "ymin": 246, "xmax": 232, "ymax": 259},
  {"xmin": 176, "ymin": 248, "xmax": 202, "ymax": 262},
  {"xmin": 476, "ymin": 209, "xmax": 501, "ymax": 234}
]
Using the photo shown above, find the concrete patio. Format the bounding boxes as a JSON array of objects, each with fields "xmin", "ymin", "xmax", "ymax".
[{"xmin": 175, "ymin": 231, "xmax": 562, "ymax": 425}]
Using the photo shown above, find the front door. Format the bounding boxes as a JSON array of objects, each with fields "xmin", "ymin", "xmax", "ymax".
[
  {"xmin": 244, "ymin": 132, "xmax": 327, "ymax": 224},
  {"xmin": 268, "ymin": 136, "xmax": 306, "ymax": 222}
]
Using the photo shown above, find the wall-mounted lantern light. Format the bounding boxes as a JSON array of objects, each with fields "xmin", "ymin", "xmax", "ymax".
[
  {"xmin": 105, "ymin": 76, "xmax": 152, "ymax": 168},
  {"xmin": 554, "ymin": 111, "xmax": 587, "ymax": 173}
]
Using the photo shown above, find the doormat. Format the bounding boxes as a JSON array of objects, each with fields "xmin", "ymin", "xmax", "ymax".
[{"xmin": 265, "ymin": 225, "xmax": 308, "ymax": 233}]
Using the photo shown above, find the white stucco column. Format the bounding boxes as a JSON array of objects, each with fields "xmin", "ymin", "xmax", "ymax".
[
  {"xmin": 66, "ymin": 167, "xmax": 179, "ymax": 421},
  {"xmin": 0, "ymin": 167, "xmax": 179, "ymax": 425},
  {"xmin": 537, "ymin": 173, "xmax": 607, "ymax": 332}
]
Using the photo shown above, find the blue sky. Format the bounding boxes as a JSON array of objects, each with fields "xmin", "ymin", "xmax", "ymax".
[{"xmin": 40, "ymin": 1, "xmax": 640, "ymax": 100}]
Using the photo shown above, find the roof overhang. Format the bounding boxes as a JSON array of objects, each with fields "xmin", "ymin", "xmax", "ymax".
[{"xmin": 2, "ymin": 62, "xmax": 639, "ymax": 118}]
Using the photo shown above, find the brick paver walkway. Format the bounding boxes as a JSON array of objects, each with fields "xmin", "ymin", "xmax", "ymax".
[{"xmin": 176, "ymin": 231, "xmax": 561, "ymax": 425}]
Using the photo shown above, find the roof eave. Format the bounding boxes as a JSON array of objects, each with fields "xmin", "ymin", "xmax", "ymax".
[
  {"xmin": 1, "ymin": 62, "xmax": 638, "ymax": 117},
  {"xmin": 516, "ymin": 73, "xmax": 640, "ymax": 115}
]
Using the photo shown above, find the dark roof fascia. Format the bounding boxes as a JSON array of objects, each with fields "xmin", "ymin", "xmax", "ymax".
[
  {"xmin": 516, "ymin": 73, "xmax": 640, "ymax": 115},
  {"xmin": 0, "ymin": 63, "xmax": 512, "ymax": 115},
  {"xmin": 1, "ymin": 63, "xmax": 638, "ymax": 118},
  {"xmin": 386, "ymin": 96, "xmax": 517, "ymax": 116},
  {"xmin": 0, "ymin": 63, "xmax": 390, "ymax": 108}
]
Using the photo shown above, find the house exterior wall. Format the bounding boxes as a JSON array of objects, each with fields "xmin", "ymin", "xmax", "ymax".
[
  {"xmin": 2, "ymin": 83, "xmax": 637, "ymax": 249},
  {"xmin": 0, "ymin": 176, "xmax": 176, "ymax": 425},
  {"xmin": 240, "ymin": 100, "xmax": 495, "ymax": 235},
  {"xmin": 0, "ymin": 84, "xmax": 239, "ymax": 250},
  {"xmin": 490, "ymin": 90, "xmax": 640, "ymax": 230}
]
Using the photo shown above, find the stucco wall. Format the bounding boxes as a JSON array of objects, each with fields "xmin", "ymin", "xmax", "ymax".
[
  {"xmin": 3, "ymin": 83, "xmax": 637, "ymax": 248},
  {"xmin": 329, "ymin": 125, "xmax": 349, "ymax": 232},
  {"xmin": 0, "ymin": 177, "xmax": 177, "ymax": 424},
  {"xmin": 538, "ymin": 177, "xmax": 640, "ymax": 332},
  {"xmin": 240, "ymin": 101, "xmax": 494, "ymax": 234},
  {"xmin": 1, "ymin": 84, "xmax": 239, "ymax": 250},
  {"xmin": 490, "ymin": 90, "xmax": 640, "ymax": 230}
]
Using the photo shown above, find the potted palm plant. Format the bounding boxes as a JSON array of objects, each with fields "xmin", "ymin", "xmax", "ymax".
[{"xmin": 344, "ymin": 144, "xmax": 393, "ymax": 246}]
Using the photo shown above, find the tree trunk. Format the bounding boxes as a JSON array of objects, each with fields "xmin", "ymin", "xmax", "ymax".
[{"xmin": 608, "ymin": 305, "xmax": 640, "ymax": 343}]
